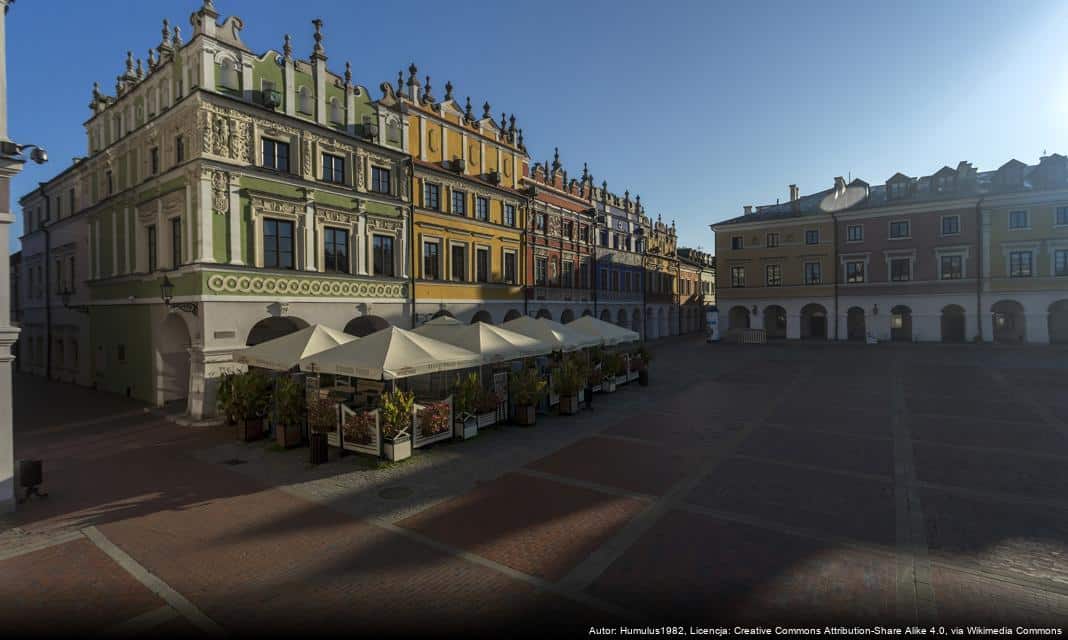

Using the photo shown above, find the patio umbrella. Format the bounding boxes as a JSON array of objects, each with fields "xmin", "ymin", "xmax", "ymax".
[
  {"xmin": 500, "ymin": 315, "xmax": 600, "ymax": 352},
  {"xmin": 234, "ymin": 324, "xmax": 356, "ymax": 371},
  {"xmin": 298, "ymin": 325, "xmax": 481, "ymax": 380},
  {"xmin": 413, "ymin": 317, "xmax": 552, "ymax": 362},
  {"xmin": 566, "ymin": 315, "xmax": 641, "ymax": 346}
]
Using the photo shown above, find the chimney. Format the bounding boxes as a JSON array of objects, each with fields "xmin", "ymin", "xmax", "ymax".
[
  {"xmin": 789, "ymin": 184, "xmax": 799, "ymax": 202},
  {"xmin": 743, "ymin": 205, "xmax": 753, "ymax": 215},
  {"xmin": 834, "ymin": 176, "xmax": 846, "ymax": 195}
]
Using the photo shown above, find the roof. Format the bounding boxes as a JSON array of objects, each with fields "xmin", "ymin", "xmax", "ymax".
[{"xmin": 714, "ymin": 154, "xmax": 1068, "ymax": 229}]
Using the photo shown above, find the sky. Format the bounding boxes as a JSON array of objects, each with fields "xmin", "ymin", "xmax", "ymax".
[{"xmin": 7, "ymin": 0, "xmax": 1068, "ymax": 255}]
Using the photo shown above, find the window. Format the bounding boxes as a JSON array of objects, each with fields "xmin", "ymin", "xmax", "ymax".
[
  {"xmin": 106, "ymin": 170, "xmax": 114, "ymax": 195},
  {"xmin": 261, "ymin": 80, "xmax": 278, "ymax": 108},
  {"xmin": 452, "ymin": 190, "xmax": 467, "ymax": 215},
  {"xmin": 451, "ymin": 244, "xmax": 466, "ymax": 281},
  {"xmin": 68, "ymin": 189, "xmax": 75, "ymax": 216},
  {"xmin": 150, "ymin": 147, "xmax": 160, "ymax": 175},
  {"xmin": 563, "ymin": 221, "xmax": 573, "ymax": 239},
  {"xmin": 263, "ymin": 219, "xmax": 295, "ymax": 270},
  {"xmin": 765, "ymin": 264, "xmax": 782, "ymax": 286},
  {"xmin": 804, "ymin": 262, "xmax": 822, "ymax": 285},
  {"xmin": 297, "ymin": 86, "xmax": 312, "ymax": 114},
  {"xmin": 1057, "ymin": 207, "xmax": 1068, "ymax": 226},
  {"xmin": 766, "ymin": 232, "xmax": 780, "ymax": 248},
  {"xmin": 329, "ymin": 98, "xmax": 343, "ymax": 124},
  {"xmin": 599, "ymin": 229, "xmax": 607, "ymax": 245},
  {"xmin": 68, "ymin": 256, "xmax": 75, "ymax": 292},
  {"xmin": 475, "ymin": 247, "xmax": 489, "ymax": 283},
  {"xmin": 422, "ymin": 241, "xmax": 440, "ymax": 280},
  {"xmin": 220, "ymin": 59, "xmax": 239, "ymax": 90},
  {"xmin": 1009, "ymin": 251, "xmax": 1032, "ymax": 278},
  {"xmin": 424, "ymin": 183, "xmax": 440, "ymax": 211},
  {"xmin": 147, "ymin": 225, "xmax": 157, "ymax": 272},
  {"xmin": 612, "ymin": 271, "xmax": 620, "ymax": 291},
  {"xmin": 805, "ymin": 229, "xmax": 819, "ymax": 245},
  {"xmin": 730, "ymin": 266, "xmax": 745, "ymax": 288},
  {"xmin": 322, "ymin": 153, "xmax": 345, "ymax": 184},
  {"xmin": 535, "ymin": 257, "xmax": 547, "ymax": 286},
  {"xmin": 731, "ymin": 236, "xmax": 743, "ymax": 250},
  {"xmin": 940, "ymin": 255, "xmax": 963, "ymax": 280},
  {"xmin": 846, "ymin": 261, "xmax": 865, "ymax": 283},
  {"xmin": 890, "ymin": 181, "xmax": 907, "ymax": 199},
  {"xmin": 1009, "ymin": 210, "xmax": 1029, "ymax": 229},
  {"xmin": 889, "ymin": 220, "xmax": 910, "ymax": 239},
  {"xmin": 175, "ymin": 135, "xmax": 185, "ymax": 163},
  {"xmin": 942, "ymin": 215, "xmax": 960, "ymax": 236},
  {"xmin": 503, "ymin": 204, "xmax": 516, "ymax": 227},
  {"xmin": 171, "ymin": 217, "xmax": 182, "ymax": 267},
  {"xmin": 475, "ymin": 196, "xmax": 489, "ymax": 221},
  {"xmin": 323, "ymin": 227, "xmax": 349, "ymax": 273},
  {"xmin": 371, "ymin": 166, "xmax": 391, "ymax": 194},
  {"xmin": 370, "ymin": 235, "xmax": 394, "ymax": 277},
  {"xmin": 890, "ymin": 257, "xmax": 911, "ymax": 282},
  {"xmin": 262, "ymin": 138, "xmax": 289, "ymax": 172},
  {"xmin": 846, "ymin": 224, "xmax": 863, "ymax": 242},
  {"xmin": 54, "ymin": 259, "xmax": 61, "ymax": 294},
  {"xmin": 504, "ymin": 251, "xmax": 517, "ymax": 284},
  {"xmin": 1055, "ymin": 249, "xmax": 1068, "ymax": 276}
]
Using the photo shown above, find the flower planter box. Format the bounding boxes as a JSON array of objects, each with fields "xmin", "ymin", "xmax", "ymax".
[
  {"xmin": 514, "ymin": 404, "xmax": 536, "ymax": 426},
  {"xmin": 382, "ymin": 434, "xmax": 411, "ymax": 462},
  {"xmin": 614, "ymin": 375, "xmax": 627, "ymax": 387},
  {"xmin": 414, "ymin": 397, "xmax": 452, "ymax": 449},
  {"xmin": 340, "ymin": 407, "xmax": 380, "ymax": 456},
  {"xmin": 558, "ymin": 394, "xmax": 579, "ymax": 415},
  {"xmin": 236, "ymin": 418, "xmax": 265, "ymax": 442},
  {"xmin": 275, "ymin": 422, "xmax": 303, "ymax": 449},
  {"xmin": 477, "ymin": 411, "xmax": 497, "ymax": 428},
  {"xmin": 454, "ymin": 416, "xmax": 478, "ymax": 440}
]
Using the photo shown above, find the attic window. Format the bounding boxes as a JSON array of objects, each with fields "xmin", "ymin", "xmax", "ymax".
[
  {"xmin": 936, "ymin": 175, "xmax": 955, "ymax": 192},
  {"xmin": 220, "ymin": 59, "xmax": 239, "ymax": 91},
  {"xmin": 890, "ymin": 181, "xmax": 907, "ymax": 199}
]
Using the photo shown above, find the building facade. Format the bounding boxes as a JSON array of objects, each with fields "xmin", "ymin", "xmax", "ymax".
[
  {"xmin": 712, "ymin": 157, "xmax": 1068, "ymax": 344},
  {"xmin": 523, "ymin": 150, "xmax": 595, "ymax": 323},
  {"xmin": 677, "ymin": 247, "xmax": 714, "ymax": 333},
  {"xmin": 387, "ymin": 65, "xmax": 528, "ymax": 326},
  {"xmin": 644, "ymin": 215, "xmax": 680, "ymax": 340},
  {"xmin": 590, "ymin": 179, "xmax": 647, "ymax": 335}
]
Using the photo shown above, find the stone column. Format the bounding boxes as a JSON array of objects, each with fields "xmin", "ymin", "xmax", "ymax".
[
  {"xmin": 0, "ymin": 0, "xmax": 22, "ymax": 512},
  {"xmin": 786, "ymin": 312, "xmax": 801, "ymax": 340}
]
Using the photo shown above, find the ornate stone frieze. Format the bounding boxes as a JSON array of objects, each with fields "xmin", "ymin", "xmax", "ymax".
[
  {"xmin": 315, "ymin": 204, "xmax": 358, "ymax": 225},
  {"xmin": 211, "ymin": 170, "xmax": 229, "ymax": 214},
  {"xmin": 366, "ymin": 216, "xmax": 403, "ymax": 233},
  {"xmin": 206, "ymin": 272, "xmax": 408, "ymax": 299},
  {"xmin": 250, "ymin": 193, "xmax": 302, "ymax": 219}
]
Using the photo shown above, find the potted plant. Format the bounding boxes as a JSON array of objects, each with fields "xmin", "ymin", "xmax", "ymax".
[
  {"xmin": 307, "ymin": 397, "xmax": 337, "ymax": 464},
  {"xmin": 510, "ymin": 367, "xmax": 547, "ymax": 426},
  {"xmin": 476, "ymin": 387, "xmax": 499, "ymax": 428},
  {"xmin": 216, "ymin": 370, "xmax": 239, "ymax": 426},
  {"xmin": 342, "ymin": 408, "xmax": 378, "ymax": 451},
  {"xmin": 601, "ymin": 353, "xmax": 621, "ymax": 393},
  {"xmin": 636, "ymin": 345, "xmax": 651, "ymax": 386},
  {"xmin": 552, "ymin": 355, "xmax": 585, "ymax": 415},
  {"xmin": 273, "ymin": 376, "xmax": 305, "ymax": 449},
  {"xmin": 380, "ymin": 388, "xmax": 414, "ymax": 461},
  {"xmin": 232, "ymin": 371, "xmax": 270, "ymax": 441},
  {"xmin": 452, "ymin": 372, "xmax": 480, "ymax": 440},
  {"xmin": 418, "ymin": 400, "xmax": 452, "ymax": 440}
]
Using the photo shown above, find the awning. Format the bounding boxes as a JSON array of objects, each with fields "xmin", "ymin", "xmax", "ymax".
[
  {"xmin": 234, "ymin": 324, "xmax": 356, "ymax": 371},
  {"xmin": 413, "ymin": 316, "xmax": 552, "ymax": 362},
  {"xmin": 500, "ymin": 316, "xmax": 600, "ymax": 352},
  {"xmin": 298, "ymin": 325, "xmax": 481, "ymax": 380},
  {"xmin": 566, "ymin": 315, "xmax": 641, "ymax": 346}
]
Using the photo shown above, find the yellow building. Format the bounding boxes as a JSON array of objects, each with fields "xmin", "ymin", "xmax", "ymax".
[
  {"xmin": 378, "ymin": 65, "xmax": 529, "ymax": 325},
  {"xmin": 644, "ymin": 215, "xmax": 680, "ymax": 339}
]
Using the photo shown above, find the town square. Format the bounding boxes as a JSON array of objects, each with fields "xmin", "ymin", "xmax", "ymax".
[{"xmin": 0, "ymin": 0, "xmax": 1066, "ymax": 636}]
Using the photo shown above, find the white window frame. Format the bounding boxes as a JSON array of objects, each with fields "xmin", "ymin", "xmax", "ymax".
[
  {"xmin": 502, "ymin": 248, "xmax": 518, "ymax": 285},
  {"xmin": 421, "ymin": 236, "xmax": 442, "ymax": 280},
  {"xmin": 846, "ymin": 224, "xmax": 863, "ymax": 243},
  {"xmin": 1055, "ymin": 206, "xmax": 1068, "ymax": 228},
  {"xmin": 888, "ymin": 219, "xmax": 911, "ymax": 240},
  {"xmin": 765, "ymin": 263, "xmax": 783, "ymax": 287},
  {"xmin": 940, "ymin": 214, "xmax": 961, "ymax": 237},
  {"xmin": 448, "ymin": 240, "xmax": 468, "ymax": 282},
  {"xmin": 804, "ymin": 228, "xmax": 820, "ymax": 245},
  {"xmin": 474, "ymin": 244, "xmax": 491, "ymax": 283},
  {"xmin": 765, "ymin": 232, "xmax": 780, "ymax": 248},
  {"xmin": 935, "ymin": 246, "xmax": 969, "ymax": 280},
  {"xmin": 803, "ymin": 261, "xmax": 822, "ymax": 285},
  {"xmin": 1008, "ymin": 209, "xmax": 1030, "ymax": 230}
]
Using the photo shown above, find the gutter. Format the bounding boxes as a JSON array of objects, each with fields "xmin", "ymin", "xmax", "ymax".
[
  {"xmin": 41, "ymin": 187, "xmax": 52, "ymax": 381},
  {"xmin": 406, "ymin": 156, "xmax": 417, "ymax": 329},
  {"xmin": 975, "ymin": 196, "xmax": 984, "ymax": 341}
]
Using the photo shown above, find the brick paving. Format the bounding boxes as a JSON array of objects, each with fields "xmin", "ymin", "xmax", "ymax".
[{"xmin": 3, "ymin": 337, "xmax": 1068, "ymax": 633}]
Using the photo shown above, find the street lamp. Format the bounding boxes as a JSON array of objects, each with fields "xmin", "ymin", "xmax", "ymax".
[
  {"xmin": 160, "ymin": 274, "xmax": 198, "ymax": 315},
  {"xmin": 0, "ymin": 141, "xmax": 47, "ymax": 164},
  {"xmin": 60, "ymin": 287, "xmax": 89, "ymax": 314}
]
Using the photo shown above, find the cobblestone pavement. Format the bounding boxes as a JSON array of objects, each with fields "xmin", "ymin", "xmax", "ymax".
[{"xmin": 3, "ymin": 337, "xmax": 1068, "ymax": 635}]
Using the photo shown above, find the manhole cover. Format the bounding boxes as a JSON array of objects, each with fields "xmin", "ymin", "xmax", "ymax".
[
  {"xmin": 222, "ymin": 458, "xmax": 248, "ymax": 466},
  {"xmin": 378, "ymin": 486, "xmax": 413, "ymax": 500}
]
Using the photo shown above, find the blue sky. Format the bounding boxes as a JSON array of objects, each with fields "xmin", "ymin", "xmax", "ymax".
[{"xmin": 8, "ymin": 0, "xmax": 1068, "ymax": 254}]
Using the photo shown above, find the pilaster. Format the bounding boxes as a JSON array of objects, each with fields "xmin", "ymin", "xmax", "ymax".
[
  {"xmin": 196, "ymin": 174, "xmax": 214, "ymax": 262},
  {"xmin": 228, "ymin": 175, "xmax": 243, "ymax": 265}
]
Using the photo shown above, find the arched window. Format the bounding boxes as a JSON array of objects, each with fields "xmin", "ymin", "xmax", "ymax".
[
  {"xmin": 219, "ymin": 58, "xmax": 239, "ymax": 91},
  {"xmin": 298, "ymin": 86, "xmax": 312, "ymax": 115}
]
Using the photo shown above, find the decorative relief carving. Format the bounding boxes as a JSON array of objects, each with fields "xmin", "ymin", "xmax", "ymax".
[
  {"xmin": 302, "ymin": 138, "xmax": 312, "ymax": 176},
  {"xmin": 211, "ymin": 170, "xmax": 229, "ymax": 214},
  {"xmin": 366, "ymin": 216, "xmax": 403, "ymax": 233},
  {"xmin": 355, "ymin": 150, "xmax": 367, "ymax": 190},
  {"xmin": 315, "ymin": 205, "xmax": 358, "ymax": 226},
  {"xmin": 206, "ymin": 272, "xmax": 407, "ymax": 299},
  {"xmin": 250, "ymin": 194, "xmax": 302, "ymax": 219}
]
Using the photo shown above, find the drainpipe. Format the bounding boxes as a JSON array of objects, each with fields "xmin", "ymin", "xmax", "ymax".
[
  {"xmin": 975, "ymin": 196, "xmax": 984, "ymax": 342},
  {"xmin": 831, "ymin": 212, "xmax": 839, "ymax": 340},
  {"xmin": 41, "ymin": 187, "xmax": 52, "ymax": 381},
  {"xmin": 406, "ymin": 157, "xmax": 416, "ymax": 329}
]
